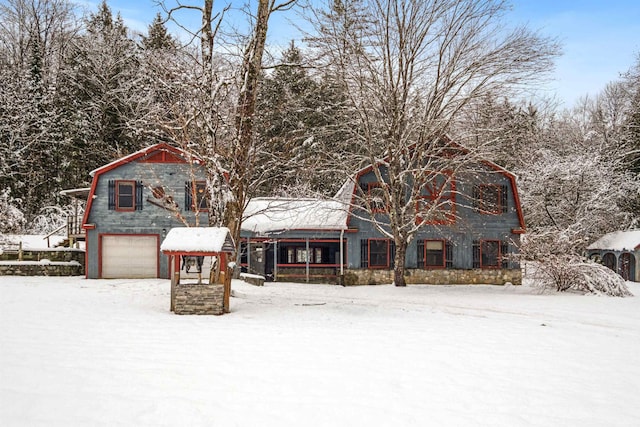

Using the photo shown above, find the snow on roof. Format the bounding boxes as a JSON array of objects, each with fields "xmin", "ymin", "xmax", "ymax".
[
  {"xmin": 242, "ymin": 198, "xmax": 349, "ymax": 235},
  {"xmin": 334, "ymin": 179, "xmax": 356, "ymax": 206},
  {"xmin": 59, "ymin": 187, "xmax": 91, "ymax": 198},
  {"xmin": 160, "ymin": 227, "xmax": 235, "ymax": 253},
  {"xmin": 587, "ymin": 230, "xmax": 640, "ymax": 251}
]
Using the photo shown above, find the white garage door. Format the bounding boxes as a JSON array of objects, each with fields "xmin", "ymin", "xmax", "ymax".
[{"xmin": 101, "ymin": 235, "xmax": 158, "ymax": 278}]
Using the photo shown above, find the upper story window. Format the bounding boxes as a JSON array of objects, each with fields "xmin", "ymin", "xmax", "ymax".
[
  {"xmin": 117, "ymin": 181, "xmax": 135, "ymax": 210},
  {"xmin": 185, "ymin": 181, "xmax": 208, "ymax": 211},
  {"xmin": 108, "ymin": 180, "xmax": 143, "ymax": 211},
  {"xmin": 367, "ymin": 182, "xmax": 387, "ymax": 214},
  {"xmin": 416, "ymin": 171, "xmax": 456, "ymax": 225},
  {"xmin": 474, "ymin": 184, "xmax": 508, "ymax": 215}
]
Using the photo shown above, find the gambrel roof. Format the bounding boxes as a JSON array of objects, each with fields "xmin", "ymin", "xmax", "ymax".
[
  {"xmin": 82, "ymin": 143, "xmax": 202, "ymax": 228},
  {"xmin": 89, "ymin": 143, "xmax": 202, "ymax": 177},
  {"xmin": 332, "ymin": 136, "xmax": 526, "ymax": 233}
]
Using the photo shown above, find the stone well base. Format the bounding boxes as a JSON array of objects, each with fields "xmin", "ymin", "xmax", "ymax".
[{"xmin": 173, "ymin": 282, "xmax": 224, "ymax": 315}]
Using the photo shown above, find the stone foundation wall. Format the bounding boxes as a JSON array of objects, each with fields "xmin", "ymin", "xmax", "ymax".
[
  {"xmin": 173, "ymin": 283, "xmax": 224, "ymax": 315},
  {"xmin": 274, "ymin": 266, "xmax": 340, "ymax": 283},
  {"xmin": 343, "ymin": 268, "xmax": 522, "ymax": 286},
  {"xmin": 0, "ymin": 262, "xmax": 83, "ymax": 276},
  {"xmin": 0, "ymin": 249, "xmax": 85, "ymax": 276}
]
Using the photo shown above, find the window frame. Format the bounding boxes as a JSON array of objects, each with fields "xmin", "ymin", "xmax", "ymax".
[
  {"xmin": 185, "ymin": 180, "xmax": 209, "ymax": 212},
  {"xmin": 477, "ymin": 184, "xmax": 501, "ymax": 215},
  {"xmin": 416, "ymin": 171, "xmax": 456, "ymax": 225},
  {"xmin": 115, "ymin": 180, "xmax": 136, "ymax": 211},
  {"xmin": 367, "ymin": 182, "xmax": 388, "ymax": 214},
  {"xmin": 480, "ymin": 239, "xmax": 501, "ymax": 269},
  {"xmin": 368, "ymin": 238, "xmax": 390, "ymax": 269},
  {"xmin": 278, "ymin": 240, "xmax": 346, "ymax": 267},
  {"xmin": 423, "ymin": 239, "xmax": 446, "ymax": 269}
]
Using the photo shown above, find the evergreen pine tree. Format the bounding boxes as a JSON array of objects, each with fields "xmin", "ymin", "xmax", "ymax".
[{"xmin": 142, "ymin": 13, "xmax": 176, "ymax": 50}]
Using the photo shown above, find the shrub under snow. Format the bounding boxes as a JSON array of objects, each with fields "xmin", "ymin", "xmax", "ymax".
[
  {"xmin": 534, "ymin": 256, "xmax": 633, "ymax": 297},
  {"xmin": 0, "ymin": 189, "xmax": 25, "ymax": 233}
]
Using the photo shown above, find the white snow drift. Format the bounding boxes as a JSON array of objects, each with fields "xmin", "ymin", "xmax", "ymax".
[{"xmin": 1, "ymin": 277, "xmax": 639, "ymax": 426}]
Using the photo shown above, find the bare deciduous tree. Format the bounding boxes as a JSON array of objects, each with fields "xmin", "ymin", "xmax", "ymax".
[
  {"xmin": 158, "ymin": 0, "xmax": 297, "ymax": 250},
  {"xmin": 308, "ymin": 0, "xmax": 560, "ymax": 285}
]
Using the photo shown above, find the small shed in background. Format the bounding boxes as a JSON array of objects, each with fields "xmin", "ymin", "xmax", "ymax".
[
  {"xmin": 161, "ymin": 227, "xmax": 235, "ymax": 315},
  {"xmin": 587, "ymin": 230, "xmax": 639, "ymax": 282}
]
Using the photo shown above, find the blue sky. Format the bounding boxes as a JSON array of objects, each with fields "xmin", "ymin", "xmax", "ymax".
[{"xmin": 85, "ymin": 0, "xmax": 640, "ymax": 108}]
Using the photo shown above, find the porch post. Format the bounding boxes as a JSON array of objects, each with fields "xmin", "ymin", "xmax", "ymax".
[
  {"xmin": 247, "ymin": 239, "xmax": 251, "ymax": 273},
  {"xmin": 306, "ymin": 237, "xmax": 310, "ymax": 283},
  {"xmin": 340, "ymin": 229, "xmax": 344, "ymax": 276},
  {"xmin": 171, "ymin": 255, "xmax": 180, "ymax": 312},
  {"xmin": 273, "ymin": 240, "xmax": 278, "ymax": 282},
  {"xmin": 221, "ymin": 252, "xmax": 230, "ymax": 313}
]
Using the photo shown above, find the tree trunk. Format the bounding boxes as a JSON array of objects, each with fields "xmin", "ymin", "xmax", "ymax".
[
  {"xmin": 227, "ymin": 0, "xmax": 271, "ymax": 257},
  {"xmin": 393, "ymin": 238, "xmax": 407, "ymax": 287}
]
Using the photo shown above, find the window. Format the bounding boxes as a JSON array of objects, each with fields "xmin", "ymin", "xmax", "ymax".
[
  {"xmin": 369, "ymin": 239, "xmax": 389, "ymax": 268},
  {"xmin": 481, "ymin": 240, "xmax": 500, "ymax": 268},
  {"xmin": 618, "ymin": 253, "xmax": 635, "ymax": 281},
  {"xmin": 417, "ymin": 239, "xmax": 452, "ymax": 269},
  {"xmin": 239, "ymin": 241, "xmax": 248, "ymax": 266},
  {"xmin": 472, "ymin": 240, "xmax": 508, "ymax": 269},
  {"xmin": 417, "ymin": 171, "xmax": 456, "ymax": 224},
  {"xmin": 278, "ymin": 241, "xmax": 345, "ymax": 266},
  {"xmin": 360, "ymin": 239, "xmax": 395, "ymax": 269},
  {"xmin": 474, "ymin": 184, "xmax": 508, "ymax": 214},
  {"xmin": 425, "ymin": 240, "xmax": 445, "ymax": 268},
  {"xmin": 602, "ymin": 253, "xmax": 616, "ymax": 271},
  {"xmin": 117, "ymin": 181, "xmax": 135, "ymax": 210},
  {"xmin": 367, "ymin": 182, "xmax": 387, "ymax": 213},
  {"xmin": 185, "ymin": 181, "xmax": 208, "ymax": 211},
  {"xmin": 108, "ymin": 180, "xmax": 143, "ymax": 211},
  {"xmin": 296, "ymin": 247, "xmax": 308, "ymax": 263}
]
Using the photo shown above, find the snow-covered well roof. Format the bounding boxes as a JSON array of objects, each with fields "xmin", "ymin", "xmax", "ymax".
[
  {"xmin": 242, "ymin": 198, "xmax": 349, "ymax": 235},
  {"xmin": 587, "ymin": 230, "xmax": 640, "ymax": 251},
  {"xmin": 160, "ymin": 227, "xmax": 235, "ymax": 253}
]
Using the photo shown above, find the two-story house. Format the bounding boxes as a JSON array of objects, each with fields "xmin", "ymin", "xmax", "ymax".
[{"xmin": 239, "ymin": 143, "xmax": 525, "ymax": 285}]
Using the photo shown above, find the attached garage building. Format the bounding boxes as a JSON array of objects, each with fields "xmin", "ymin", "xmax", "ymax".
[{"xmin": 81, "ymin": 144, "xmax": 210, "ymax": 279}]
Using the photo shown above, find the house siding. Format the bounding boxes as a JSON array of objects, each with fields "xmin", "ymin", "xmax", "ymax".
[{"xmin": 347, "ymin": 167, "xmax": 522, "ymax": 271}]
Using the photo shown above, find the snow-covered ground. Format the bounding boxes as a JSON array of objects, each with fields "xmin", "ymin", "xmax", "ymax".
[
  {"xmin": 1, "ymin": 277, "xmax": 639, "ymax": 426},
  {"xmin": 0, "ymin": 234, "xmax": 67, "ymax": 250}
]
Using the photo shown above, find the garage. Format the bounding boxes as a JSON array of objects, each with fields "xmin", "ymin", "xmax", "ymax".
[{"xmin": 101, "ymin": 235, "xmax": 159, "ymax": 278}]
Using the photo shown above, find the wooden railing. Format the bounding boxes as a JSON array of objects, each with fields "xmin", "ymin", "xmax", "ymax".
[
  {"xmin": 40, "ymin": 214, "xmax": 85, "ymax": 248},
  {"xmin": 43, "ymin": 224, "xmax": 67, "ymax": 248},
  {"xmin": 67, "ymin": 214, "xmax": 84, "ymax": 238}
]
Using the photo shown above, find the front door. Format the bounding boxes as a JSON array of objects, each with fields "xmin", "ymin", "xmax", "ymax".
[{"xmin": 249, "ymin": 243, "xmax": 265, "ymax": 276}]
